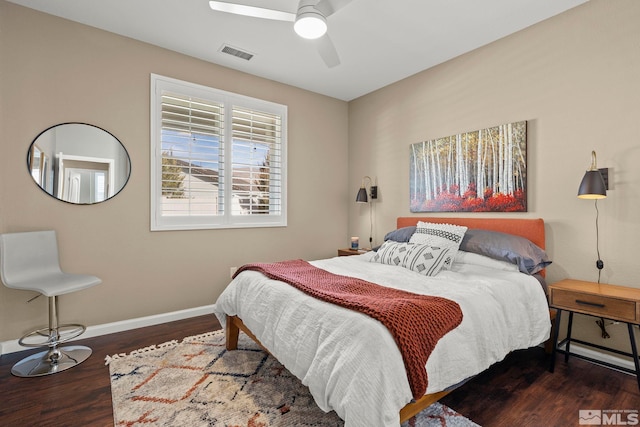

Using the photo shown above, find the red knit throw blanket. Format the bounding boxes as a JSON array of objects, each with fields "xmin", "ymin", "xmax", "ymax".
[{"xmin": 234, "ymin": 259, "xmax": 463, "ymax": 399}]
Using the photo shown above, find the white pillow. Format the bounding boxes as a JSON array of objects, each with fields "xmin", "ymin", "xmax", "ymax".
[
  {"xmin": 370, "ymin": 241, "xmax": 451, "ymax": 276},
  {"xmin": 409, "ymin": 221, "xmax": 467, "ymax": 269},
  {"xmin": 454, "ymin": 250, "xmax": 519, "ymax": 272}
]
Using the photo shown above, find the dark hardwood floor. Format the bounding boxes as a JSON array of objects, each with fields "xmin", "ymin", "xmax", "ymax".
[
  {"xmin": 0, "ymin": 315, "xmax": 219, "ymax": 427},
  {"xmin": 440, "ymin": 347, "xmax": 640, "ymax": 426},
  {"xmin": 1, "ymin": 315, "xmax": 638, "ymax": 426}
]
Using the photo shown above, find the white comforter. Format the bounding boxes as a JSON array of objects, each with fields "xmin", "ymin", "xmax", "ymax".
[{"xmin": 213, "ymin": 251, "xmax": 550, "ymax": 427}]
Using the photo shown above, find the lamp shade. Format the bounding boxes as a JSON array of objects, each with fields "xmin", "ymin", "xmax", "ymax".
[
  {"xmin": 356, "ymin": 186, "xmax": 368, "ymax": 203},
  {"xmin": 578, "ymin": 170, "xmax": 607, "ymax": 199},
  {"xmin": 577, "ymin": 151, "xmax": 606, "ymax": 199}
]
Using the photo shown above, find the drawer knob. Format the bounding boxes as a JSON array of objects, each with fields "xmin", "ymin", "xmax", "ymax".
[{"xmin": 575, "ymin": 299, "xmax": 605, "ymax": 308}]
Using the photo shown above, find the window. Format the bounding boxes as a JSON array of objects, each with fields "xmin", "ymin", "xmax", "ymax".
[{"xmin": 150, "ymin": 74, "xmax": 287, "ymax": 230}]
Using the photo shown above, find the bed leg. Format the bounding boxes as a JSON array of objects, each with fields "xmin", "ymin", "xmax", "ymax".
[
  {"xmin": 226, "ymin": 315, "xmax": 240, "ymax": 350},
  {"xmin": 399, "ymin": 390, "xmax": 450, "ymax": 423},
  {"xmin": 545, "ymin": 309, "xmax": 557, "ymax": 354}
]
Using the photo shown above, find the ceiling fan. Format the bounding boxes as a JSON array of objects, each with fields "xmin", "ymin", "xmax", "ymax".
[{"xmin": 209, "ymin": 0, "xmax": 354, "ymax": 68}]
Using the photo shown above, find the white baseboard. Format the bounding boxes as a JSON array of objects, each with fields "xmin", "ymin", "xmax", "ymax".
[
  {"xmin": 0, "ymin": 304, "xmax": 216, "ymax": 356},
  {"xmin": 557, "ymin": 341, "xmax": 637, "ymax": 374}
]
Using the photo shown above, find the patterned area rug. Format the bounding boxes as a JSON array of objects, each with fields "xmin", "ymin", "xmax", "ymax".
[{"xmin": 107, "ymin": 330, "xmax": 479, "ymax": 427}]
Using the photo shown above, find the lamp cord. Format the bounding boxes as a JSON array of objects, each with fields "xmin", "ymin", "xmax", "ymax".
[
  {"xmin": 595, "ymin": 199, "xmax": 602, "ymax": 283},
  {"xmin": 368, "ymin": 200, "xmax": 373, "ymax": 248},
  {"xmin": 594, "ymin": 199, "xmax": 610, "ymax": 339}
]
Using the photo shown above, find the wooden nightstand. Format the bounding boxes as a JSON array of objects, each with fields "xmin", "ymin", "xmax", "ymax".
[
  {"xmin": 337, "ymin": 248, "xmax": 370, "ymax": 257},
  {"xmin": 548, "ymin": 279, "xmax": 640, "ymax": 390}
]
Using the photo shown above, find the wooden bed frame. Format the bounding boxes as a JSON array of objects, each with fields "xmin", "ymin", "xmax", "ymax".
[{"xmin": 225, "ymin": 216, "xmax": 546, "ymax": 423}]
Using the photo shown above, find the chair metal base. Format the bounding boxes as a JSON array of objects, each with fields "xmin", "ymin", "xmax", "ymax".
[
  {"xmin": 11, "ymin": 295, "xmax": 93, "ymax": 377},
  {"xmin": 18, "ymin": 323, "xmax": 86, "ymax": 348},
  {"xmin": 11, "ymin": 345, "xmax": 92, "ymax": 377}
]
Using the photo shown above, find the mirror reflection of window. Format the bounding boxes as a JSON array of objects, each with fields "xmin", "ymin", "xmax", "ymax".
[
  {"xmin": 31, "ymin": 156, "xmax": 41, "ymax": 183},
  {"xmin": 95, "ymin": 172, "xmax": 106, "ymax": 202},
  {"xmin": 30, "ymin": 145, "xmax": 42, "ymax": 184}
]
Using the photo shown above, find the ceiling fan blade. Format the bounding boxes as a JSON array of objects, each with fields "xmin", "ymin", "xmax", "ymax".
[
  {"xmin": 317, "ymin": 34, "xmax": 340, "ymax": 68},
  {"xmin": 314, "ymin": 0, "xmax": 354, "ymax": 18},
  {"xmin": 209, "ymin": 1, "xmax": 295, "ymax": 22}
]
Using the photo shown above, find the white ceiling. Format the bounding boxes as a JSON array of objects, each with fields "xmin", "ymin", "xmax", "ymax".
[{"xmin": 8, "ymin": 0, "xmax": 588, "ymax": 101}]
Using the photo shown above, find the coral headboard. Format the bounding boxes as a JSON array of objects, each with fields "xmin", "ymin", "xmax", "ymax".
[{"xmin": 396, "ymin": 217, "xmax": 546, "ymax": 250}]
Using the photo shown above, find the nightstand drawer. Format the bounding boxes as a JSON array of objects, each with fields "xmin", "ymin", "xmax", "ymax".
[{"xmin": 550, "ymin": 289, "xmax": 637, "ymax": 322}]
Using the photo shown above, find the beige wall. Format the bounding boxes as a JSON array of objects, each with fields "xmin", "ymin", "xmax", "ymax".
[
  {"xmin": 0, "ymin": 2, "xmax": 349, "ymax": 341},
  {"xmin": 349, "ymin": 0, "xmax": 640, "ymax": 350}
]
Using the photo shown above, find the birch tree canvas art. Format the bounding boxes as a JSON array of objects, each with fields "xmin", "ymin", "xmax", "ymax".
[{"xmin": 410, "ymin": 121, "xmax": 527, "ymax": 212}]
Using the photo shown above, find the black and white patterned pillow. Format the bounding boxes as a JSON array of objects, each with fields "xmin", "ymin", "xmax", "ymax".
[
  {"xmin": 370, "ymin": 241, "xmax": 451, "ymax": 276},
  {"xmin": 409, "ymin": 221, "xmax": 467, "ymax": 269},
  {"xmin": 370, "ymin": 240, "xmax": 410, "ymax": 266}
]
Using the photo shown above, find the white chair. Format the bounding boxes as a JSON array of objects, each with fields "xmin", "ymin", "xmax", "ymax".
[{"xmin": 0, "ymin": 230, "xmax": 102, "ymax": 377}]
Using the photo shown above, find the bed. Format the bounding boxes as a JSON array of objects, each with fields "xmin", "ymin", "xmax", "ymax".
[{"xmin": 213, "ymin": 217, "xmax": 552, "ymax": 426}]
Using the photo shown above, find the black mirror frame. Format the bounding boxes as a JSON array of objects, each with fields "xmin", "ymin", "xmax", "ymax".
[{"xmin": 27, "ymin": 122, "xmax": 132, "ymax": 205}]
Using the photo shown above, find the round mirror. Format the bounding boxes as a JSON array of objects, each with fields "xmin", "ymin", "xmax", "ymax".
[{"xmin": 27, "ymin": 123, "xmax": 131, "ymax": 205}]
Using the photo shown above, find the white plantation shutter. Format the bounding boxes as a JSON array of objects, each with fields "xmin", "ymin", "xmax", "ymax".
[
  {"xmin": 151, "ymin": 75, "xmax": 287, "ymax": 230},
  {"xmin": 160, "ymin": 93, "xmax": 225, "ymax": 217},
  {"xmin": 231, "ymin": 107, "xmax": 283, "ymax": 216}
]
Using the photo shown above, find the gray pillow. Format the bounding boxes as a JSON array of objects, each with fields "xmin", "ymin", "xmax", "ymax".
[
  {"xmin": 383, "ymin": 226, "xmax": 416, "ymax": 243},
  {"xmin": 372, "ymin": 226, "xmax": 417, "ymax": 252},
  {"xmin": 459, "ymin": 229, "xmax": 551, "ymax": 275}
]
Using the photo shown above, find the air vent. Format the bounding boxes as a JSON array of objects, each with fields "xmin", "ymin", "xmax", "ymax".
[{"xmin": 220, "ymin": 44, "xmax": 254, "ymax": 61}]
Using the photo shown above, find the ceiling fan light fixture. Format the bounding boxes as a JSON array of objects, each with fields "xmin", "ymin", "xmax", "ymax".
[{"xmin": 294, "ymin": 10, "xmax": 327, "ymax": 39}]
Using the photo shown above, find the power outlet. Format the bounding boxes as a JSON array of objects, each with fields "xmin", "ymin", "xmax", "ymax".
[{"xmin": 230, "ymin": 267, "xmax": 238, "ymax": 278}]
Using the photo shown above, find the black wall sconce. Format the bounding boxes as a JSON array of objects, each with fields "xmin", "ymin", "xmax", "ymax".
[
  {"xmin": 356, "ymin": 176, "xmax": 378, "ymax": 203},
  {"xmin": 355, "ymin": 176, "xmax": 378, "ymax": 248}
]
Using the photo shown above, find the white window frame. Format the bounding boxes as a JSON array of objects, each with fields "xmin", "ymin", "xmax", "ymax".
[{"xmin": 150, "ymin": 74, "xmax": 287, "ymax": 231}]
